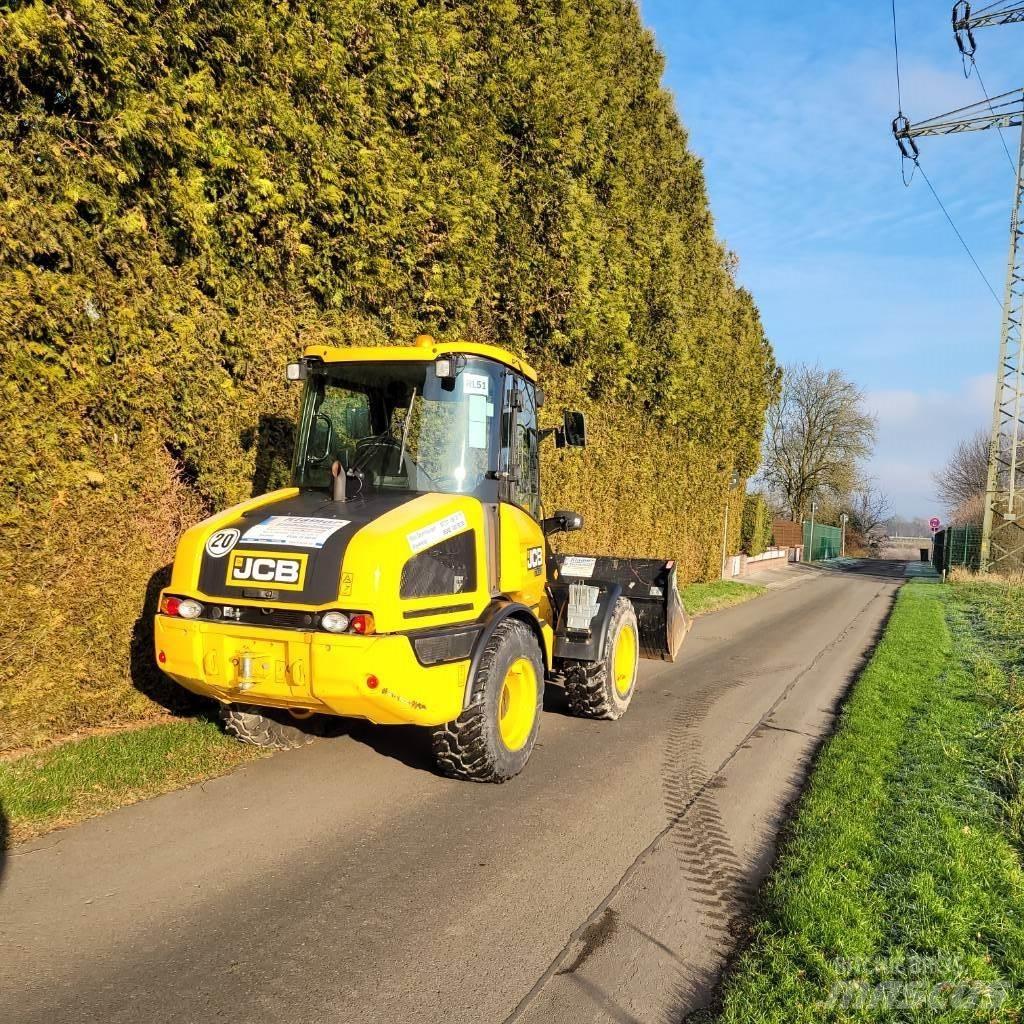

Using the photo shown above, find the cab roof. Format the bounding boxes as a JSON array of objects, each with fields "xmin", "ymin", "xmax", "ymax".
[{"xmin": 302, "ymin": 335, "xmax": 538, "ymax": 383}]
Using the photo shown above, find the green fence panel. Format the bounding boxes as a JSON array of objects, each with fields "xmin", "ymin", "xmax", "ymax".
[
  {"xmin": 803, "ymin": 522, "xmax": 843, "ymax": 560},
  {"xmin": 932, "ymin": 526, "xmax": 981, "ymax": 572}
]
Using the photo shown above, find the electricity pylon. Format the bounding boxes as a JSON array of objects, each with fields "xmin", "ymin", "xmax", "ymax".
[
  {"xmin": 954, "ymin": 1, "xmax": 1024, "ymax": 61},
  {"xmin": 893, "ymin": 90, "xmax": 1024, "ymax": 572}
]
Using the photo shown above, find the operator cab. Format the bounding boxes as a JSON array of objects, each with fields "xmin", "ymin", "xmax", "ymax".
[{"xmin": 289, "ymin": 339, "xmax": 580, "ymax": 520}]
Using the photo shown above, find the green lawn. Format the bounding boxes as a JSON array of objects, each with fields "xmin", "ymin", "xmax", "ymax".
[
  {"xmin": 682, "ymin": 580, "xmax": 766, "ymax": 616},
  {"xmin": 0, "ymin": 718, "xmax": 264, "ymax": 843},
  {"xmin": 703, "ymin": 578, "xmax": 1024, "ymax": 1022}
]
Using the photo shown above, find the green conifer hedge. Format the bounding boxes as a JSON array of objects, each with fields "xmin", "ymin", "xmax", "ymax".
[{"xmin": 0, "ymin": 0, "xmax": 778, "ymax": 747}]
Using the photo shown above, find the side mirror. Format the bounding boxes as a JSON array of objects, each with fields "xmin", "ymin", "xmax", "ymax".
[
  {"xmin": 556, "ymin": 410, "xmax": 587, "ymax": 449},
  {"xmin": 543, "ymin": 510, "xmax": 583, "ymax": 534}
]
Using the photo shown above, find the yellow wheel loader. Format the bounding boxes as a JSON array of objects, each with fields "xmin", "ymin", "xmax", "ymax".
[{"xmin": 155, "ymin": 337, "xmax": 689, "ymax": 781}]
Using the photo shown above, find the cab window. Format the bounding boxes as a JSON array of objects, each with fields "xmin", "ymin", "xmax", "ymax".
[{"xmin": 502, "ymin": 373, "xmax": 540, "ymax": 519}]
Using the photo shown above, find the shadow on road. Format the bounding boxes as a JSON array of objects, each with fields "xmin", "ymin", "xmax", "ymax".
[
  {"xmin": 813, "ymin": 558, "xmax": 911, "ymax": 582},
  {"xmin": 322, "ymin": 687, "xmax": 573, "ymax": 775}
]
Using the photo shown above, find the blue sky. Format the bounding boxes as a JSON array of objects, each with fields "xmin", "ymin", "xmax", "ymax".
[{"xmin": 639, "ymin": 0, "xmax": 1021, "ymax": 518}]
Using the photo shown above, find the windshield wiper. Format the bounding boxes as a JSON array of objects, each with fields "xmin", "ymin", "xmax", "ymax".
[{"xmin": 398, "ymin": 387, "xmax": 416, "ymax": 475}]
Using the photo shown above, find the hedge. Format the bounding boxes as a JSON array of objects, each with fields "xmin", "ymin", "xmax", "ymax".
[
  {"xmin": 742, "ymin": 493, "xmax": 773, "ymax": 557},
  {"xmin": 0, "ymin": 0, "xmax": 778, "ymax": 749}
]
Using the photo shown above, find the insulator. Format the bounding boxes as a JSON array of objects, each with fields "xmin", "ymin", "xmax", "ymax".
[
  {"xmin": 891, "ymin": 115, "xmax": 920, "ymax": 161},
  {"xmin": 952, "ymin": 2, "xmax": 977, "ymax": 56}
]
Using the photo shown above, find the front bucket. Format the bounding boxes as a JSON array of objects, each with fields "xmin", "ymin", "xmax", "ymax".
[{"xmin": 552, "ymin": 555, "xmax": 691, "ymax": 662}]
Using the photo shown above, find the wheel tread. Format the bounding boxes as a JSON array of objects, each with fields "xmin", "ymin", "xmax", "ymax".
[
  {"xmin": 220, "ymin": 704, "xmax": 316, "ymax": 750},
  {"xmin": 431, "ymin": 619, "xmax": 540, "ymax": 783}
]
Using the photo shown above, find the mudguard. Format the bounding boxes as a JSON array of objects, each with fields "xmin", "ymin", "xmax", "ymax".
[
  {"xmin": 549, "ymin": 555, "xmax": 690, "ymax": 663},
  {"xmin": 548, "ymin": 581, "xmax": 624, "ymax": 663},
  {"xmin": 463, "ymin": 601, "xmax": 548, "ymax": 707}
]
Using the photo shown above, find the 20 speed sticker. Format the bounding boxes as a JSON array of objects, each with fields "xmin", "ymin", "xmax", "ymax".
[
  {"xmin": 225, "ymin": 550, "xmax": 308, "ymax": 591},
  {"xmin": 205, "ymin": 528, "xmax": 240, "ymax": 558}
]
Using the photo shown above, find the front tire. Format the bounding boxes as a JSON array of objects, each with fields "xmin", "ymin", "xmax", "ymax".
[
  {"xmin": 563, "ymin": 597, "xmax": 639, "ymax": 720},
  {"xmin": 219, "ymin": 703, "xmax": 316, "ymax": 750},
  {"xmin": 432, "ymin": 618, "xmax": 544, "ymax": 783}
]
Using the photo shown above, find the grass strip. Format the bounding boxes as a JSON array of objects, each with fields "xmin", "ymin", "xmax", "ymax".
[
  {"xmin": 705, "ymin": 580, "xmax": 1024, "ymax": 1022},
  {"xmin": 0, "ymin": 718, "xmax": 264, "ymax": 844},
  {"xmin": 682, "ymin": 580, "xmax": 766, "ymax": 616}
]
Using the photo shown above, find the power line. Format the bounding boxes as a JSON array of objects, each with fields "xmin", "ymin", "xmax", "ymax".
[
  {"xmin": 966, "ymin": 54, "xmax": 1017, "ymax": 172},
  {"xmin": 890, "ymin": 0, "xmax": 1002, "ymax": 308},
  {"xmin": 891, "ymin": 0, "xmax": 903, "ymax": 112},
  {"xmin": 913, "ymin": 161, "xmax": 1003, "ymax": 306}
]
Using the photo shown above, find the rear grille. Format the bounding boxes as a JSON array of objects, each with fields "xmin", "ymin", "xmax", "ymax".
[
  {"xmin": 199, "ymin": 604, "xmax": 321, "ymax": 631},
  {"xmin": 400, "ymin": 531, "xmax": 476, "ymax": 599}
]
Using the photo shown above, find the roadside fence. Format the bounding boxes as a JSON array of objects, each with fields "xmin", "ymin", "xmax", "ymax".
[
  {"xmin": 932, "ymin": 526, "xmax": 982, "ymax": 573},
  {"xmin": 804, "ymin": 521, "xmax": 843, "ymax": 561}
]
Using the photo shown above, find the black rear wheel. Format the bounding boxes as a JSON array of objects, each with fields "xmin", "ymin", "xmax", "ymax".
[
  {"xmin": 219, "ymin": 704, "xmax": 317, "ymax": 750},
  {"xmin": 432, "ymin": 618, "xmax": 544, "ymax": 783}
]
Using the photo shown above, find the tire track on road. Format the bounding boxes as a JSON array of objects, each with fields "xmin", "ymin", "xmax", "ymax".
[{"xmin": 504, "ymin": 581, "xmax": 894, "ymax": 1024}]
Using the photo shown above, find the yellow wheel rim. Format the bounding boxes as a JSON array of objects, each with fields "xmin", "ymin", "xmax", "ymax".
[
  {"xmin": 613, "ymin": 624, "xmax": 638, "ymax": 697},
  {"xmin": 498, "ymin": 657, "xmax": 537, "ymax": 752}
]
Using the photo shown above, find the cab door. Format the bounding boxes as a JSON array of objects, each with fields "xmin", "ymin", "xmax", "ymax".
[{"xmin": 497, "ymin": 373, "xmax": 546, "ymax": 613}]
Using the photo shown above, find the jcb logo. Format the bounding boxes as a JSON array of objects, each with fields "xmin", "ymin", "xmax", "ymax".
[
  {"xmin": 226, "ymin": 550, "xmax": 307, "ymax": 591},
  {"xmin": 527, "ymin": 546, "xmax": 543, "ymax": 574}
]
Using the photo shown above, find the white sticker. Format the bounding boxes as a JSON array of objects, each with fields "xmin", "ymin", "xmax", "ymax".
[
  {"xmin": 560, "ymin": 555, "xmax": 597, "ymax": 578},
  {"xmin": 463, "ymin": 372, "xmax": 489, "ymax": 396},
  {"xmin": 242, "ymin": 516, "xmax": 350, "ymax": 549},
  {"xmin": 205, "ymin": 528, "xmax": 240, "ymax": 558},
  {"xmin": 408, "ymin": 511, "xmax": 468, "ymax": 553},
  {"xmin": 467, "ymin": 393, "xmax": 488, "ymax": 450}
]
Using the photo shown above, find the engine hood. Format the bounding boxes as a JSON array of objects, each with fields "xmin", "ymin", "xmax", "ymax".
[{"xmin": 196, "ymin": 489, "xmax": 420, "ymax": 606}]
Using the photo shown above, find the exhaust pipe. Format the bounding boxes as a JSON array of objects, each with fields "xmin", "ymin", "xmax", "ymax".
[{"xmin": 331, "ymin": 460, "xmax": 348, "ymax": 503}]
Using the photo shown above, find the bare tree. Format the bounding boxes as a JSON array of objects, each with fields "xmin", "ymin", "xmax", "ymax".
[
  {"xmin": 932, "ymin": 430, "xmax": 989, "ymax": 522},
  {"xmin": 761, "ymin": 363, "xmax": 878, "ymax": 521},
  {"xmin": 845, "ymin": 482, "xmax": 892, "ymax": 540}
]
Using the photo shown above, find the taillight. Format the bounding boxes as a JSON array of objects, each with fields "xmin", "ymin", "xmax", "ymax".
[
  {"xmin": 350, "ymin": 613, "xmax": 375, "ymax": 635},
  {"xmin": 161, "ymin": 595, "xmax": 203, "ymax": 618},
  {"xmin": 318, "ymin": 611, "xmax": 375, "ymax": 635}
]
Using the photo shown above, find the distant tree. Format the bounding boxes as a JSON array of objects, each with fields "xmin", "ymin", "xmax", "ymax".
[
  {"xmin": 885, "ymin": 515, "xmax": 932, "ymax": 537},
  {"xmin": 845, "ymin": 483, "xmax": 892, "ymax": 548},
  {"xmin": 932, "ymin": 430, "xmax": 989, "ymax": 525},
  {"xmin": 761, "ymin": 364, "xmax": 878, "ymax": 521}
]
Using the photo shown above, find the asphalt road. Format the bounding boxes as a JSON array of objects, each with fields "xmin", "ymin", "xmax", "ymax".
[{"xmin": 2, "ymin": 561, "xmax": 905, "ymax": 1024}]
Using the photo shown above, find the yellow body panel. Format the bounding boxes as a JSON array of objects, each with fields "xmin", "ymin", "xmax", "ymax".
[
  {"xmin": 340, "ymin": 492, "xmax": 491, "ymax": 633},
  {"xmin": 497, "ymin": 502, "xmax": 546, "ymax": 611},
  {"xmin": 155, "ymin": 616, "xmax": 468, "ymax": 727},
  {"xmin": 302, "ymin": 338, "xmax": 538, "ymax": 382},
  {"xmin": 170, "ymin": 488, "xmax": 299, "ymax": 594},
  {"xmin": 157, "ymin": 491, "xmax": 548, "ymax": 725}
]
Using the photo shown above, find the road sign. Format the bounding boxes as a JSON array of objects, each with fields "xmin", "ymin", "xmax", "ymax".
[{"xmin": 929, "ymin": 517, "xmax": 941, "ymax": 532}]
